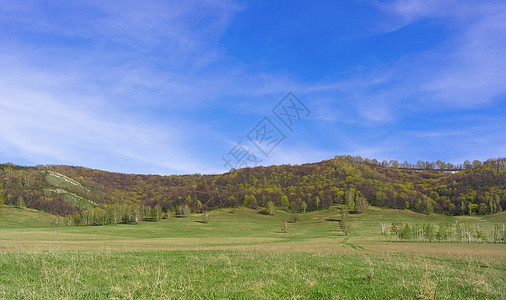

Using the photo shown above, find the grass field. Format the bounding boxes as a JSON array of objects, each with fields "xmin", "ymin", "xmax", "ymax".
[{"xmin": 0, "ymin": 205, "xmax": 505, "ymax": 299}]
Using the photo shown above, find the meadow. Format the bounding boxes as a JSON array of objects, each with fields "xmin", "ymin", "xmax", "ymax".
[{"xmin": 0, "ymin": 205, "xmax": 505, "ymax": 299}]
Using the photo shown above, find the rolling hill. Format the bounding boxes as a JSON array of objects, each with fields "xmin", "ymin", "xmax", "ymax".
[{"xmin": 0, "ymin": 156, "xmax": 505, "ymax": 217}]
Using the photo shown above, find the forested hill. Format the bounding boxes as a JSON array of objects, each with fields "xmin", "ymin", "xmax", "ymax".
[{"xmin": 1, "ymin": 156, "xmax": 505, "ymax": 217}]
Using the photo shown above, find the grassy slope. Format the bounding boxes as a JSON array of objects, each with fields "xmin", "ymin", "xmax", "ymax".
[
  {"xmin": 0, "ymin": 206, "xmax": 55, "ymax": 228},
  {"xmin": 0, "ymin": 206, "xmax": 504, "ymax": 299}
]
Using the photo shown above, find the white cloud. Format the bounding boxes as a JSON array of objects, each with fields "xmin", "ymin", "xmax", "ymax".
[{"xmin": 0, "ymin": 0, "xmax": 504, "ymax": 174}]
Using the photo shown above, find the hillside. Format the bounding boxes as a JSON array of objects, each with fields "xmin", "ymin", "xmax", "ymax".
[
  {"xmin": 0, "ymin": 206, "xmax": 55, "ymax": 228},
  {"xmin": 0, "ymin": 156, "xmax": 505, "ymax": 217}
]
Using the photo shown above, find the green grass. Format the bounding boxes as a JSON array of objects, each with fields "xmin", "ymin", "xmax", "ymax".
[
  {"xmin": 0, "ymin": 206, "xmax": 54, "ymax": 228},
  {"xmin": 1, "ymin": 250, "xmax": 504, "ymax": 299},
  {"xmin": 0, "ymin": 206, "xmax": 505, "ymax": 299}
]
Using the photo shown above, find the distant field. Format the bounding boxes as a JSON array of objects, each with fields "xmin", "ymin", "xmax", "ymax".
[{"xmin": 0, "ymin": 206, "xmax": 505, "ymax": 299}]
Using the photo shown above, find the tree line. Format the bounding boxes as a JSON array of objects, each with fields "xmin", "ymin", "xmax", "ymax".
[
  {"xmin": 1, "ymin": 157, "xmax": 504, "ymax": 218},
  {"xmin": 381, "ymin": 221, "xmax": 505, "ymax": 244},
  {"xmin": 51, "ymin": 203, "xmax": 192, "ymax": 227},
  {"xmin": 333, "ymin": 155, "xmax": 495, "ymax": 170}
]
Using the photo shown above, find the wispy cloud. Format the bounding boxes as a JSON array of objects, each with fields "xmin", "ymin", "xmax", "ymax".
[{"xmin": 0, "ymin": 1, "xmax": 504, "ymax": 174}]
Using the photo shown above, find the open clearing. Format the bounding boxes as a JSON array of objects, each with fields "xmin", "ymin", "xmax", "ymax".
[{"xmin": 1, "ymin": 206, "xmax": 505, "ymax": 299}]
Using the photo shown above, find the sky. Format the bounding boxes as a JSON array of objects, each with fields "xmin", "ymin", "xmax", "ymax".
[{"xmin": 0, "ymin": 0, "xmax": 505, "ymax": 175}]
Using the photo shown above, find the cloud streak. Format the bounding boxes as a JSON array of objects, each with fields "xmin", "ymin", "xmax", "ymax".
[{"xmin": 0, "ymin": 0, "xmax": 504, "ymax": 174}]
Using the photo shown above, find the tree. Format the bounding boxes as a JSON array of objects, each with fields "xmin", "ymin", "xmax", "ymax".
[
  {"xmin": 72, "ymin": 213, "xmax": 82, "ymax": 226},
  {"xmin": 436, "ymin": 160, "xmax": 446, "ymax": 170},
  {"xmin": 243, "ymin": 195, "xmax": 250, "ymax": 207},
  {"xmin": 463, "ymin": 160, "xmax": 472, "ymax": 169},
  {"xmin": 436, "ymin": 224, "xmax": 450, "ymax": 242},
  {"xmin": 281, "ymin": 221, "xmax": 289, "ymax": 233},
  {"xmin": 153, "ymin": 204, "xmax": 163, "ymax": 221},
  {"xmin": 354, "ymin": 193, "xmax": 369, "ymax": 214},
  {"xmin": 52, "ymin": 216, "xmax": 61, "ymax": 227},
  {"xmin": 391, "ymin": 221, "xmax": 403, "ymax": 235},
  {"xmin": 399, "ymin": 224, "xmax": 412, "ymax": 240},
  {"xmin": 249, "ymin": 195, "xmax": 258, "ymax": 209},
  {"xmin": 63, "ymin": 216, "xmax": 73, "ymax": 226},
  {"xmin": 340, "ymin": 207, "xmax": 351, "ymax": 235},
  {"xmin": 195, "ymin": 200, "xmax": 202, "ymax": 213},
  {"xmin": 177, "ymin": 204, "xmax": 190, "ymax": 217},
  {"xmin": 472, "ymin": 160, "xmax": 482, "ymax": 168},
  {"xmin": 389, "ymin": 160, "xmax": 399, "ymax": 168},
  {"xmin": 424, "ymin": 223, "xmax": 435, "ymax": 242},
  {"xmin": 301, "ymin": 201, "xmax": 307, "ymax": 213},
  {"xmin": 424, "ymin": 196, "xmax": 434, "ymax": 215},
  {"xmin": 133, "ymin": 205, "xmax": 144, "ymax": 223},
  {"xmin": 265, "ymin": 201, "xmax": 275, "ymax": 215},
  {"xmin": 281, "ymin": 195, "xmax": 290, "ymax": 209},
  {"xmin": 227, "ymin": 196, "xmax": 238, "ymax": 207},
  {"xmin": 0, "ymin": 190, "xmax": 4, "ymax": 218},
  {"xmin": 201, "ymin": 211, "xmax": 210, "ymax": 223},
  {"xmin": 478, "ymin": 203, "xmax": 488, "ymax": 215},
  {"xmin": 17, "ymin": 196, "xmax": 26, "ymax": 208},
  {"xmin": 345, "ymin": 189, "xmax": 355, "ymax": 211}
]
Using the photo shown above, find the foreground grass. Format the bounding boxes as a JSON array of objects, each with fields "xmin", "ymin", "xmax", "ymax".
[
  {"xmin": 0, "ymin": 250, "xmax": 504, "ymax": 299},
  {"xmin": 1, "ymin": 206, "xmax": 505, "ymax": 299}
]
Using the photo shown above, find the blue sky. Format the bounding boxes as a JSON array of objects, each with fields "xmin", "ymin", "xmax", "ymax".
[{"xmin": 0, "ymin": 0, "xmax": 505, "ymax": 175}]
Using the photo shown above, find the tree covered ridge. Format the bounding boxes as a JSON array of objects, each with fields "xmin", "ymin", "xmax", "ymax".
[{"xmin": 0, "ymin": 156, "xmax": 504, "ymax": 217}]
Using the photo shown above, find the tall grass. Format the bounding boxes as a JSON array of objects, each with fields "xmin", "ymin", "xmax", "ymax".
[
  {"xmin": 1, "ymin": 206, "xmax": 504, "ymax": 299},
  {"xmin": 0, "ymin": 250, "xmax": 504, "ymax": 299}
]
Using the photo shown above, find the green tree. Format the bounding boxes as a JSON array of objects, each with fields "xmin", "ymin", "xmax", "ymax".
[
  {"xmin": 153, "ymin": 204, "xmax": 163, "ymax": 221},
  {"xmin": 399, "ymin": 224, "xmax": 412, "ymax": 240},
  {"xmin": 72, "ymin": 213, "xmax": 82, "ymax": 226},
  {"xmin": 424, "ymin": 196, "xmax": 434, "ymax": 215},
  {"xmin": 315, "ymin": 195, "xmax": 321, "ymax": 209},
  {"xmin": 0, "ymin": 190, "xmax": 4, "ymax": 218},
  {"xmin": 354, "ymin": 193, "xmax": 369, "ymax": 214},
  {"xmin": 424, "ymin": 223, "xmax": 435, "ymax": 242},
  {"xmin": 243, "ymin": 195, "xmax": 250, "ymax": 207},
  {"xmin": 340, "ymin": 207, "xmax": 351, "ymax": 235},
  {"xmin": 177, "ymin": 204, "xmax": 190, "ymax": 217},
  {"xmin": 478, "ymin": 203, "xmax": 488, "ymax": 215},
  {"xmin": 301, "ymin": 201, "xmax": 307, "ymax": 213},
  {"xmin": 345, "ymin": 189, "xmax": 355, "ymax": 211},
  {"xmin": 195, "ymin": 201, "xmax": 203, "ymax": 213},
  {"xmin": 265, "ymin": 201, "xmax": 275, "ymax": 216},
  {"xmin": 281, "ymin": 195, "xmax": 289, "ymax": 209},
  {"xmin": 375, "ymin": 191, "xmax": 387, "ymax": 206}
]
